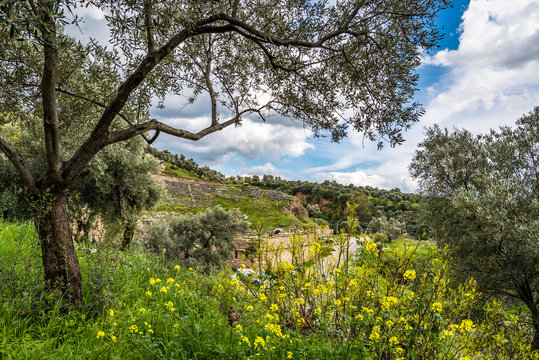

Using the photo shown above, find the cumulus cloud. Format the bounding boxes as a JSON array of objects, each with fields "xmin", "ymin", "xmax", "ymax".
[
  {"xmin": 154, "ymin": 116, "xmax": 314, "ymax": 165},
  {"xmin": 421, "ymin": 0, "xmax": 539, "ymax": 131},
  {"xmin": 240, "ymin": 163, "xmax": 288, "ymax": 178}
]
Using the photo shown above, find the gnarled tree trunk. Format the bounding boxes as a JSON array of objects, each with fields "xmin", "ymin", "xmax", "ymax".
[{"xmin": 36, "ymin": 189, "xmax": 83, "ymax": 303}]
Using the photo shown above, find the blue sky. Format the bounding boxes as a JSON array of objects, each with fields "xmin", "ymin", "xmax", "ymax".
[{"xmin": 69, "ymin": 1, "xmax": 539, "ymax": 192}]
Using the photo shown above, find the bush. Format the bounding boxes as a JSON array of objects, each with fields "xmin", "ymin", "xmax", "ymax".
[{"xmin": 139, "ymin": 206, "xmax": 249, "ymax": 269}]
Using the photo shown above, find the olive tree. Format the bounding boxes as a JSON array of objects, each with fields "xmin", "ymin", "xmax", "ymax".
[
  {"xmin": 0, "ymin": 0, "xmax": 449, "ymax": 302},
  {"xmin": 409, "ymin": 108, "xmax": 539, "ymax": 350}
]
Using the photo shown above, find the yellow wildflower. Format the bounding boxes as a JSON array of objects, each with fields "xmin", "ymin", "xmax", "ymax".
[
  {"xmin": 254, "ymin": 336, "xmax": 266, "ymax": 349},
  {"xmin": 334, "ymin": 299, "xmax": 342, "ymax": 307},
  {"xmin": 108, "ymin": 309, "xmax": 115, "ymax": 317},
  {"xmin": 386, "ymin": 320, "xmax": 394, "ymax": 328},
  {"xmin": 167, "ymin": 277, "xmax": 174, "ymax": 284},
  {"xmin": 96, "ymin": 330, "xmax": 105, "ymax": 339},
  {"xmin": 259, "ymin": 293, "xmax": 267, "ymax": 302},
  {"xmin": 459, "ymin": 319, "xmax": 475, "ymax": 333},
  {"xmin": 235, "ymin": 324, "xmax": 242, "ymax": 332},
  {"xmin": 145, "ymin": 291, "xmax": 152, "ymax": 297},
  {"xmin": 389, "ymin": 336, "xmax": 399, "ymax": 346},
  {"xmin": 174, "ymin": 265, "xmax": 180, "ymax": 271},
  {"xmin": 270, "ymin": 303, "xmax": 279, "ymax": 312},
  {"xmin": 160, "ymin": 286, "xmax": 168, "ymax": 293},
  {"xmin": 241, "ymin": 336, "xmax": 251, "ymax": 346},
  {"xmin": 355, "ymin": 313, "xmax": 364, "ymax": 320},
  {"xmin": 294, "ymin": 298, "xmax": 304, "ymax": 306},
  {"xmin": 148, "ymin": 329, "xmax": 154, "ymax": 334},
  {"xmin": 403, "ymin": 269, "xmax": 416, "ymax": 280},
  {"xmin": 365, "ymin": 241, "xmax": 377, "ymax": 253},
  {"xmin": 287, "ymin": 351, "xmax": 293, "ymax": 358},
  {"xmin": 139, "ymin": 308, "xmax": 146, "ymax": 313},
  {"xmin": 111, "ymin": 335, "xmax": 117, "ymax": 342},
  {"xmin": 315, "ymin": 307, "xmax": 322, "ymax": 315},
  {"xmin": 369, "ymin": 326, "xmax": 380, "ymax": 342},
  {"xmin": 244, "ymin": 305, "xmax": 254, "ymax": 312},
  {"xmin": 173, "ymin": 323, "xmax": 179, "ymax": 328},
  {"xmin": 149, "ymin": 278, "xmax": 156, "ymax": 285},
  {"xmin": 431, "ymin": 302, "xmax": 443, "ymax": 313}
]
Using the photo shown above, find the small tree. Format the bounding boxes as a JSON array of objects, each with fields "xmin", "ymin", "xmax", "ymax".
[
  {"xmin": 409, "ymin": 108, "xmax": 539, "ymax": 350},
  {"xmin": 144, "ymin": 206, "xmax": 249, "ymax": 269}
]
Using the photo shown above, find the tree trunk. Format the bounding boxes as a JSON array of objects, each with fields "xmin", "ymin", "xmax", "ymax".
[
  {"xmin": 37, "ymin": 189, "xmax": 83, "ymax": 303},
  {"xmin": 121, "ymin": 219, "xmax": 135, "ymax": 251},
  {"xmin": 116, "ymin": 179, "xmax": 134, "ymax": 250}
]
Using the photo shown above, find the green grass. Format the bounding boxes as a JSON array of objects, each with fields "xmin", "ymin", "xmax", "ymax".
[
  {"xmin": 215, "ymin": 196, "xmax": 307, "ymax": 231},
  {"xmin": 163, "ymin": 162, "xmax": 203, "ymax": 180},
  {"xmin": 0, "ymin": 221, "xmax": 535, "ymax": 359}
]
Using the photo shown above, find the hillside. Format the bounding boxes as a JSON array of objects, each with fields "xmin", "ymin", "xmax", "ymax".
[{"xmin": 144, "ymin": 172, "xmax": 318, "ymax": 232}]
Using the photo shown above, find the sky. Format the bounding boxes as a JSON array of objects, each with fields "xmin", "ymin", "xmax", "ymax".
[{"xmin": 68, "ymin": 0, "xmax": 539, "ymax": 192}]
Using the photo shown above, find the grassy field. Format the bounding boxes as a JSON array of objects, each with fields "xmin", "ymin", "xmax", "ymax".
[
  {"xmin": 162, "ymin": 162, "xmax": 203, "ymax": 180},
  {"xmin": 0, "ymin": 220, "xmax": 535, "ymax": 359}
]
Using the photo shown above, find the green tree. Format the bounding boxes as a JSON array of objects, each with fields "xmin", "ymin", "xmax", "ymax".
[
  {"xmin": 143, "ymin": 206, "xmax": 249, "ymax": 269},
  {"xmin": 0, "ymin": 0, "xmax": 448, "ymax": 302},
  {"xmin": 349, "ymin": 191, "xmax": 373, "ymax": 228},
  {"xmin": 409, "ymin": 108, "xmax": 539, "ymax": 350},
  {"xmin": 74, "ymin": 138, "xmax": 163, "ymax": 249}
]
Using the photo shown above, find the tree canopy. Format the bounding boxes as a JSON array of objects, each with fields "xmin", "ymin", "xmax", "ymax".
[
  {"xmin": 0, "ymin": 0, "xmax": 449, "ymax": 302},
  {"xmin": 409, "ymin": 108, "xmax": 539, "ymax": 350}
]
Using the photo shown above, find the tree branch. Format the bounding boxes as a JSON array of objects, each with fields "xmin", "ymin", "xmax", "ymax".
[
  {"xmin": 0, "ymin": 136, "xmax": 37, "ymax": 193},
  {"xmin": 143, "ymin": 0, "xmax": 156, "ymax": 53}
]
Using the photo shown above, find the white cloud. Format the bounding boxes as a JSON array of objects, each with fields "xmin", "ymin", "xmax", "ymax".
[
  {"xmin": 421, "ymin": 0, "xmax": 539, "ymax": 131},
  {"xmin": 74, "ymin": 5, "xmax": 106, "ymax": 20},
  {"xmin": 240, "ymin": 163, "xmax": 287, "ymax": 178},
  {"xmin": 154, "ymin": 116, "xmax": 314, "ymax": 165}
]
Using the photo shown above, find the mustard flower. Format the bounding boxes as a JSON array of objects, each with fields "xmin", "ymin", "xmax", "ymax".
[
  {"xmin": 148, "ymin": 329, "xmax": 154, "ymax": 334},
  {"xmin": 287, "ymin": 351, "xmax": 293, "ymax": 358},
  {"xmin": 155, "ymin": 278, "xmax": 161, "ymax": 283},
  {"xmin": 259, "ymin": 293, "xmax": 267, "ymax": 302},
  {"xmin": 174, "ymin": 265, "xmax": 180, "ymax": 271},
  {"xmin": 149, "ymin": 278, "xmax": 156, "ymax": 285},
  {"xmin": 270, "ymin": 303, "xmax": 279, "ymax": 312},
  {"xmin": 160, "ymin": 286, "xmax": 168, "ymax": 293},
  {"xmin": 369, "ymin": 326, "xmax": 380, "ymax": 342},
  {"xmin": 111, "ymin": 335, "xmax": 117, "ymax": 342},
  {"xmin": 431, "ymin": 302, "xmax": 443, "ymax": 313},
  {"xmin": 96, "ymin": 330, "xmax": 105, "ymax": 339},
  {"xmin": 334, "ymin": 299, "xmax": 342, "ymax": 307},
  {"xmin": 173, "ymin": 323, "xmax": 179, "ymax": 328},
  {"xmin": 241, "ymin": 336, "xmax": 251, "ymax": 346},
  {"xmin": 254, "ymin": 336, "xmax": 266, "ymax": 349},
  {"xmin": 167, "ymin": 277, "xmax": 174, "ymax": 284},
  {"xmin": 403, "ymin": 269, "xmax": 416, "ymax": 280},
  {"xmin": 244, "ymin": 305, "xmax": 254, "ymax": 312},
  {"xmin": 354, "ymin": 313, "xmax": 364, "ymax": 320},
  {"xmin": 235, "ymin": 324, "xmax": 242, "ymax": 332},
  {"xmin": 145, "ymin": 291, "xmax": 152, "ymax": 297},
  {"xmin": 294, "ymin": 298, "xmax": 304, "ymax": 306},
  {"xmin": 365, "ymin": 242, "xmax": 378, "ymax": 253},
  {"xmin": 389, "ymin": 336, "xmax": 399, "ymax": 346},
  {"xmin": 139, "ymin": 307, "xmax": 146, "ymax": 313},
  {"xmin": 460, "ymin": 319, "xmax": 475, "ymax": 333},
  {"xmin": 108, "ymin": 309, "xmax": 114, "ymax": 317}
]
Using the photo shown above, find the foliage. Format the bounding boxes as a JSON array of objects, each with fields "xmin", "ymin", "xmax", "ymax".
[
  {"xmin": 148, "ymin": 147, "xmax": 225, "ymax": 181},
  {"xmin": 140, "ymin": 206, "xmax": 249, "ymax": 269},
  {"xmin": 409, "ymin": 108, "xmax": 539, "ymax": 350},
  {"xmin": 366, "ymin": 215, "xmax": 406, "ymax": 241},
  {"xmin": 1, "ymin": 219, "xmax": 537, "ymax": 359},
  {"xmin": 1, "ymin": 0, "xmax": 449, "ymax": 301},
  {"xmin": 72, "ymin": 137, "xmax": 163, "ymax": 246}
]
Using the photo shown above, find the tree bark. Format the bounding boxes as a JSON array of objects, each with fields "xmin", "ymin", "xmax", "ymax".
[{"xmin": 36, "ymin": 189, "xmax": 83, "ymax": 303}]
